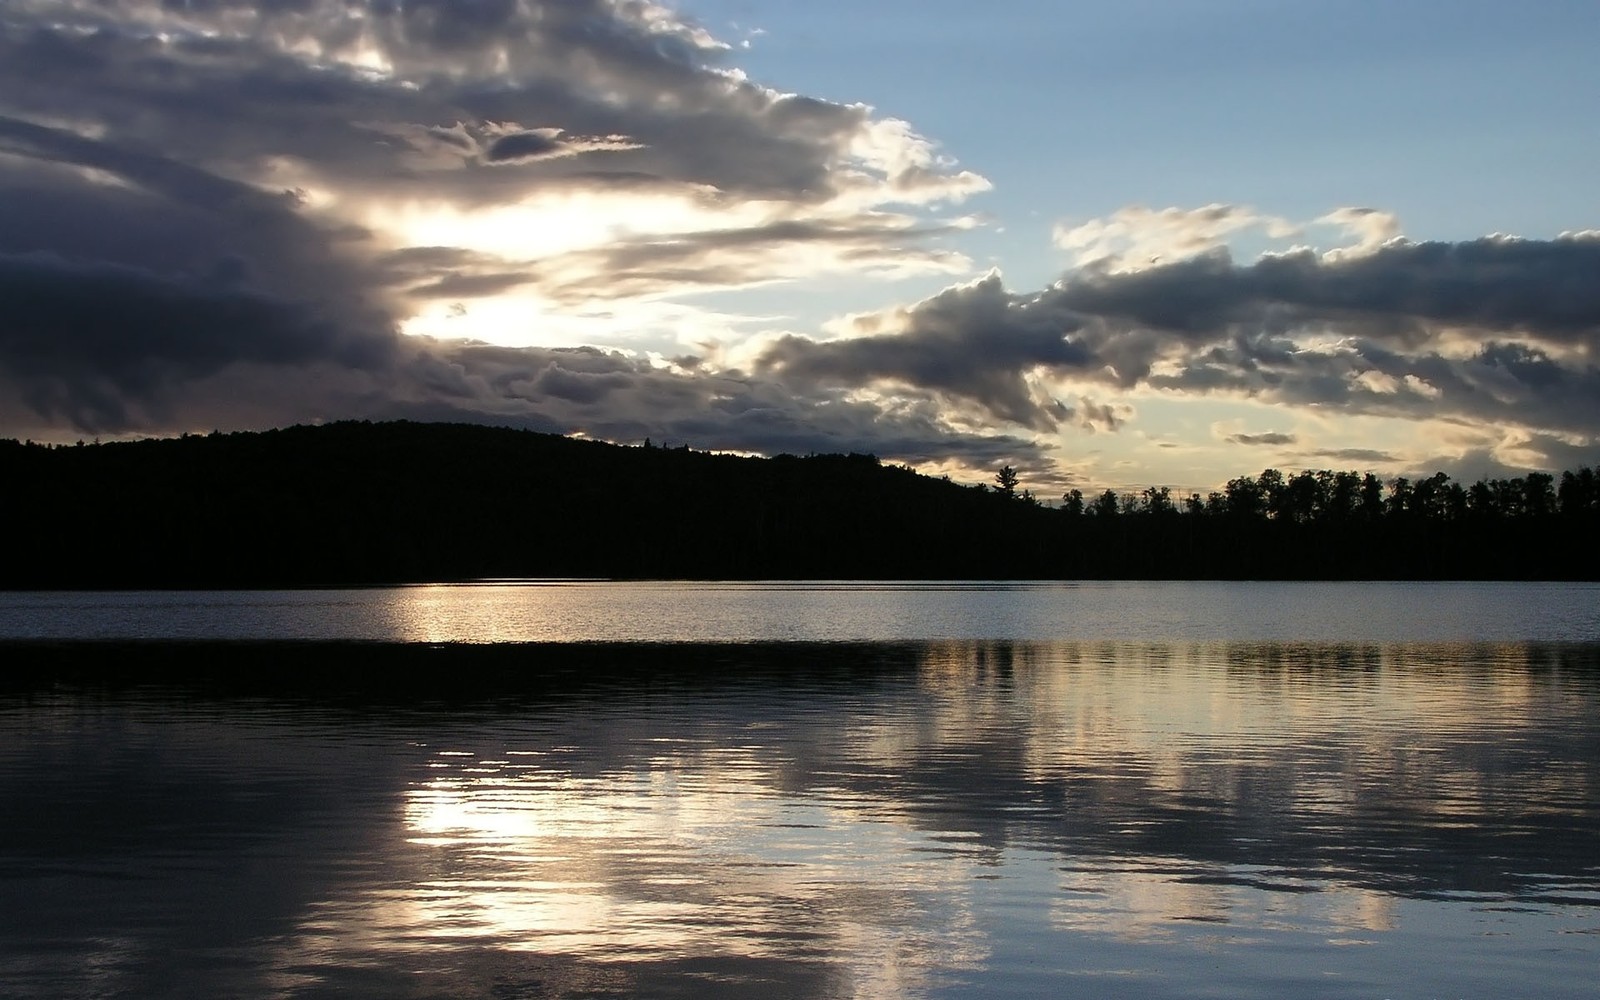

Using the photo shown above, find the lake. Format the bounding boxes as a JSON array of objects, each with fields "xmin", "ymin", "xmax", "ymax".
[
  {"xmin": 4, "ymin": 579, "xmax": 1600, "ymax": 643},
  {"xmin": 2, "ymin": 581, "xmax": 1598, "ymax": 998}
]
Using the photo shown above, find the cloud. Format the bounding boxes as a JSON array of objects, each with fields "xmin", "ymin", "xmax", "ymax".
[
  {"xmin": 0, "ymin": 0, "xmax": 987, "ymax": 322},
  {"xmin": 531, "ymin": 215, "xmax": 971, "ymax": 304},
  {"xmin": 358, "ymin": 120, "xmax": 643, "ymax": 168},
  {"xmin": 1317, "ymin": 207, "xmax": 1401, "ymax": 257},
  {"xmin": 1313, "ymin": 448, "xmax": 1402, "ymax": 465},
  {"xmin": 0, "ymin": 175, "xmax": 1036, "ymax": 457},
  {"xmin": 0, "ymin": 250, "xmax": 393, "ymax": 428},
  {"xmin": 393, "ymin": 341, "xmax": 1047, "ymax": 467},
  {"xmin": 0, "ymin": 228, "xmax": 1038, "ymax": 459},
  {"xmin": 1065, "ymin": 234, "xmax": 1600, "ymax": 342},
  {"xmin": 763, "ymin": 225, "xmax": 1600, "ymax": 455},
  {"xmin": 1227, "ymin": 432, "xmax": 1297, "ymax": 447},
  {"xmin": 0, "ymin": 110, "xmax": 398, "ymax": 429},
  {"xmin": 1053, "ymin": 204, "xmax": 1298, "ymax": 270},
  {"xmin": 1415, "ymin": 430, "xmax": 1600, "ymax": 484},
  {"xmin": 0, "ymin": 0, "xmax": 1016, "ymax": 468},
  {"xmin": 1, "ymin": 0, "xmax": 1596, "ymax": 484},
  {"xmin": 0, "ymin": 0, "xmax": 986, "ymax": 213},
  {"xmin": 759, "ymin": 272, "xmax": 1096, "ymax": 431},
  {"xmin": 481, "ymin": 127, "xmax": 636, "ymax": 164}
]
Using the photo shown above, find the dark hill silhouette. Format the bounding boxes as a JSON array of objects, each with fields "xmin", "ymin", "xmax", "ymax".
[
  {"xmin": 1, "ymin": 421, "xmax": 1595, "ymax": 585},
  {"xmin": 0, "ymin": 422, "xmax": 1055, "ymax": 586}
]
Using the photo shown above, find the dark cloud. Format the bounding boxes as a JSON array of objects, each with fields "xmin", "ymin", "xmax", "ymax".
[
  {"xmin": 0, "ymin": 0, "xmax": 1008, "ymax": 466},
  {"xmin": 1145, "ymin": 333, "xmax": 1600, "ymax": 440},
  {"xmin": 0, "ymin": 230, "xmax": 1036, "ymax": 459},
  {"xmin": 0, "ymin": 251, "xmax": 376, "ymax": 373},
  {"xmin": 533, "ymin": 217, "xmax": 967, "ymax": 303},
  {"xmin": 391, "ymin": 342, "xmax": 1045, "ymax": 467},
  {"xmin": 363, "ymin": 121, "xmax": 639, "ymax": 168},
  {"xmin": 1415, "ymin": 432, "xmax": 1600, "ymax": 485},
  {"xmin": 1313, "ymin": 448, "xmax": 1401, "ymax": 465},
  {"xmin": 1228, "ymin": 432, "xmax": 1297, "ymax": 446},
  {"xmin": 3, "ymin": 1, "xmax": 1596, "ymax": 479},
  {"xmin": 0, "ymin": 0, "xmax": 940, "ymax": 208},
  {"xmin": 379, "ymin": 250, "xmax": 533, "ymax": 300},
  {"xmin": 1055, "ymin": 236, "xmax": 1600, "ymax": 344},
  {"xmin": 760, "ymin": 235, "xmax": 1600, "ymax": 449},
  {"xmin": 483, "ymin": 130, "xmax": 566, "ymax": 163},
  {"xmin": 0, "ymin": 111, "xmax": 395, "ymax": 430},
  {"xmin": 377, "ymin": 246, "xmax": 533, "ymax": 301},
  {"xmin": 0, "ymin": 248, "xmax": 393, "ymax": 431},
  {"xmin": 760, "ymin": 274, "xmax": 1095, "ymax": 430},
  {"xmin": 0, "ymin": 114, "xmax": 393, "ymax": 329}
]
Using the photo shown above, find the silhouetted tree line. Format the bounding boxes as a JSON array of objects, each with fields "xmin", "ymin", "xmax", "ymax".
[
  {"xmin": 1, "ymin": 422, "xmax": 1595, "ymax": 585},
  {"xmin": 1060, "ymin": 467, "xmax": 1599, "ymax": 524},
  {"xmin": 1054, "ymin": 466, "xmax": 1599, "ymax": 579}
]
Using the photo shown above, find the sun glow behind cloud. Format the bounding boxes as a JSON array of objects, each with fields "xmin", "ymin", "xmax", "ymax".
[
  {"xmin": 374, "ymin": 190, "xmax": 744, "ymax": 263},
  {"xmin": 1, "ymin": 0, "xmax": 1597, "ymax": 488}
]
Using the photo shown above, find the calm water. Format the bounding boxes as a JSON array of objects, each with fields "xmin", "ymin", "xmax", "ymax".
[
  {"xmin": 2, "ymin": 583, "xmax": 1598, "ymax": 999},
  {"xmin": 2, "ymin": 579, "xmax": 1599, "ymax": 642}
]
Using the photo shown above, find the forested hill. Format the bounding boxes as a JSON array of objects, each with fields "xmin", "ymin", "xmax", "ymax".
[
  {"xmin": 2, "ymin": 420, "xmax": 1596, "ymax": 585},
  {"xmin": 1, "ymin": 421, "xmax": 1053, "ymax": 585}
]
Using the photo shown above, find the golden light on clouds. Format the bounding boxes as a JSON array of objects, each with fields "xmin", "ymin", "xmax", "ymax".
[{"xmin": 2, "ymin": 0, "xmax": 1596, "ymax": 483}]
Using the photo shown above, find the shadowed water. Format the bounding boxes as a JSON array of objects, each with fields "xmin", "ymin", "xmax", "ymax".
[{"xmin": 2, "ymin": 629, "xmax": 1598, "ymax": 998}]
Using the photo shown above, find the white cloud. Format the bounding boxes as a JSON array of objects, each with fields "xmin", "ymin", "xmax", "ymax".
[
  {"xmin": 1053, "ymin": 204, "xmax": 1413, "ymax": 272},
  {"xmin": 1052, "ymin": 204, "xmax": 1298, "ymax": 270},
  {"xmin": 1315, "ymin": 207, "xmax": 1403, "ymax": 259}
]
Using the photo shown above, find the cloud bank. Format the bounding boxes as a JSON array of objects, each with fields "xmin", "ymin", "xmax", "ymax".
[
  {"xmin": 0, "ymin": 1, "xmax": 1595, "ymax": 485},
  {"xmin": 761, "ymin": 230, "xmax": 1600, "ymax": 471},
  {"xmin": 0, "ymin": 0, "xmax": 1019, "ymax": 461}
]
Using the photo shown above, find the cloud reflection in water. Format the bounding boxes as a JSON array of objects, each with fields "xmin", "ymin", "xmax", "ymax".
[
  {"xmin": 1, "ymin": 638, "xmax": 1597, "ymax": 998},
  {"xmin": 388, "ymin": 732, "xmax": 990, "ymax": 996}
]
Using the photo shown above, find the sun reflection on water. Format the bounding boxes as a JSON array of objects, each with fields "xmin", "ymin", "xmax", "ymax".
[
  {"xmin": 237, "ymin": 638, "xmax": 1600, "ymax": 997},
  {"xmin": 380, "ymin": 738, "xmax": 992, "ymax": 995}
]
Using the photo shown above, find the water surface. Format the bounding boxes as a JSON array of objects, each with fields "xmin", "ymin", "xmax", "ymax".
[
  {"xmin": 3, "ymin": 579, "xmax": 1598, "ymax": 642},
  {"xmin": 1, "ymin": 583, "xmax": 1598, "ymax": 998}
]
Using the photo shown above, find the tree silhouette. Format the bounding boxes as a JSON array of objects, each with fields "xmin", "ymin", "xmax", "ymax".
[
  {"xmin": 1140, "ymin": 486, "xmax": 1175, "ymax": 515},
  {"xmin": 1090, "ymin": 489, "xmax": 1120, "ymax": 518},
  {"xmin": 2, "ymin": 425, "xmax": 1596, "ymax": 583},
  {"xmin": 995, "ymin": 465, "xmax": 1020, "ymax": 499}
]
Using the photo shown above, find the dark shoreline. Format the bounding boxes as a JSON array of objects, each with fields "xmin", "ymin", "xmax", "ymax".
[
  {"xmin": 6, "ymin": 422, "xmax": 1599, "ymax": 585},
  {"xmin": 6, "ymin": 637, "xmax": 1597, "ymax": 704},
  {"xmin": 0, "ymin": 638, "xmax": 938, "ymax": 702}
]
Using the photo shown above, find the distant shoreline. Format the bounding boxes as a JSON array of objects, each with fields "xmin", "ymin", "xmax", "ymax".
[
  {"xmin": 7, "ymin": 636, "xmax": 1597, "ymax": 705},
  {"xmin": 6, "ymin": 421, "xmax": 1597, "ymax": 585}
]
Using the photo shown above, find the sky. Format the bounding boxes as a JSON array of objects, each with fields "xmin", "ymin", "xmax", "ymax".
[{"xmin": 1, "ymin": 0, "xmax": 1597, "ymax": 497}]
